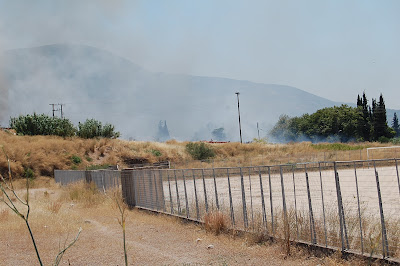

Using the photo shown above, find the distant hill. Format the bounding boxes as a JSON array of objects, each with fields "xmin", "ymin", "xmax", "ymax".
[{"xmin": 1, "ymin": 44, "xmax": 398, "ymax": 141}]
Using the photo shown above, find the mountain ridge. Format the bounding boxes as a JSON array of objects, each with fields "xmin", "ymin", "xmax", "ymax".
[{"xmin": 1, "ymin": 44, "xmax": 398, "ymax": 141}]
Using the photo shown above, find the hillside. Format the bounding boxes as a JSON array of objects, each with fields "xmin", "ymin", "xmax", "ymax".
[
  {"xmin": 0, "ymin": 43, "xmax": 371, "ymax": 141},
  {"xmin": 0, "ymin": 130, "xmax": 392, "ymax": 179}
]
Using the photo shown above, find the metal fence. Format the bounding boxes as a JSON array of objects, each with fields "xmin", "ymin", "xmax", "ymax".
[
  {"xmin": 54, "ymin": 170, "xmax": 121, "ymax": 191},
  {"xmin": 121, "ymin": 159, "xmax": 400, "ymax": 261}
]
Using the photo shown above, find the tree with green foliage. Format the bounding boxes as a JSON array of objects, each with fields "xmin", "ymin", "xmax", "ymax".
[
  {"xmin": 356, "ymin": 92, "xmax": 371, "ymax": 141},
  {"xmin": 371, "ymin": 94, "xmax": 394, "ymax": 141},
  {"xmin": 77, "ymin": 118, "xmax": 120, "ymax": 139},
  {"xmin": 10, "ymin": 113, "xmax": 76, "ymax": 137},
  {"xmin": 270, "ymin": 93, "xmax": 395, "ymax": 143},
  {"xmin": 392, "ymin": 113, "xmax": 400, "ymax": 137}
]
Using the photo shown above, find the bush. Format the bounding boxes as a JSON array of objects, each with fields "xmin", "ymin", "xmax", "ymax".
[
  {"xmin": 77, "ymin": 119, "xmax": 120, "ymax": 139},
  {"xmin": 71, "ymin": 155, "xmax": 82, "ymax": 165},
  {"xmin": 151, "ymin": 149, "xmax": 162, "ymax": 157},
  {"xmin": 24, "ymin": 168, "xmax": 35, "ymax": 179},
  {"xmin": 186, "ymin": 142, "xmax": 215, "ymax": 160},
  {"xmin": 10, "ymin": 113, "xmax": 76, "ymax": 137}
]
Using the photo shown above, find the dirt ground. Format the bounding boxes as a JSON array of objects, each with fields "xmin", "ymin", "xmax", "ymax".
[{"xmin": 0, "ymin": 183, "xmax": 369, "ymax": 266}]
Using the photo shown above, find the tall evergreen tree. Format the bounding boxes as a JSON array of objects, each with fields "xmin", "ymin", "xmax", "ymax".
[
  {"xmin": 371, "ymin": 94, "xmax": 392, "ymax": 141},
  {"xmin": 358, "ymin": 92, "xmax": 371, "ymax": 141},
  {"xmin": 392, "ymin": 113, "xmax": 400, "ymax": 137}
]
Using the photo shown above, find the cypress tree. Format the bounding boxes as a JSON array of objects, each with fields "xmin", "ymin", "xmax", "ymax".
[
  {"xmin": 360, "ymin": 92, "xmax": 371, "ymax": 141},
  {"xmin": 392, "ymin": 113, "xmax": 400, "ymax": 137}
]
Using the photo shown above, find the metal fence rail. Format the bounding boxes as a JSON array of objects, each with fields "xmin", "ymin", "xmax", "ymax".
[
  {"xmin": 54, "ymin": 170, "xmax": 121, "ymax": 191},
  {"xmin": 121, "ymin": 159, "xmax": 400, "ymax": 261}
]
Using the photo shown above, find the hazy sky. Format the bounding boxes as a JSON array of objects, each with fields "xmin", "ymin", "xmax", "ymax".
[{"xmin": 1, "ymin": 0, "xmax": 400, "ymax": 108}]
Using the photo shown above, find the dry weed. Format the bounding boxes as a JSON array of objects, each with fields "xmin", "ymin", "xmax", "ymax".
[
  {"xmin": 204, "ymin": 211, "xmax": 228, "ymax": 235},
  {"xmin": 63, "ymin": 182, "xmax": 106, "ymax": 208},
  {"xmin": 47, "ymin": 201, "xmax": 62, "ymax": 214}
]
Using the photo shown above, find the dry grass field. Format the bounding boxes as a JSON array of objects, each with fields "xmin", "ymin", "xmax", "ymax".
[
  {"xmin": 1, "ymin": 131, "xmax": 399, "ymax": 265},
  {"xmin": 0, "ymin": 179, "xmax": 378, "ymax": 265},
  {"xmin": 0, "ymin": 129, "xmax": 396, "ymax": 179}
]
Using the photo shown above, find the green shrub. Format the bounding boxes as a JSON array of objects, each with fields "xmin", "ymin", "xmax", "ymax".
[
  {"xmin": 24, "ymin": 168, "xmax": 35, "ymax": 179},
  {"xmin": 77, "ymin": 119, "xmax": 120, "ymax": 139},
  {"xmin": 186, "ymin": 142, "xmax": 215, "ymax": 160},
  {"xmin": 378, "ymin": 136, "xmax": 390, "ymax": 143},
  {"xmin": 10, "ymin": 113, "xmax": 76, "ymax": 137},
  {"xmin": 71, "ymin": 155, "xmax": 82, "ymax": 165},
  {"xmin": 151, "ymin": 149, "xmax": 162, "ymax": 157}
]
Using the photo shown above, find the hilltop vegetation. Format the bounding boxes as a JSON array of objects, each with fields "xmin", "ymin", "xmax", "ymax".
[{"xmin": 10, "ymin": 114, "xmax": 120, "ymax": 138}]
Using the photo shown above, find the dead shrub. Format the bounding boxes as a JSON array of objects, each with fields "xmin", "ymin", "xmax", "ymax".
[
  {"xmin": 48, "ymin": 201, "xmax": 62, "ymax": 214},
  {"xmin": 65, "ymin": 182, "xmax": 105, "ymax": 208},
  {"xmin": 204, "ymin": 211, "xmax": 228, "ymax": 235}
]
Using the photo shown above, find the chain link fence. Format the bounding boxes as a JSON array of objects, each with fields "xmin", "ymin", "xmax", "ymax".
[
  {"xmin": 54, "ymin": 170, "xmax": 121, "ymax": 191},
  {"xmin": 121, "ymin": 159, "xmax": 400, "ymax": 261}
]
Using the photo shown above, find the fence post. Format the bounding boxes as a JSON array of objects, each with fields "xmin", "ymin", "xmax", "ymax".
[
  {"xmin": 141, "ymin": 170, "xmax": 147, "ymax": 208},
  {"xmin": 212, "ymin": 168, "xmax": 219, "ymax": 210},
  {"xmin": 280, "ymin": 166, "xmax": 289, "ymax": 242},
  {"xmin": 167, "ymin": 171, "xmax": 174, "ymax": 214},
  {"xmin": 353, "ymin": 162, "xmax": 364, "ymax": 254},
  {"xmin": 305, "ymin": 165, "xmax": 316, "ymax": 244},
  {"xmin": 318, "ymin": 162, "xmax": 328, "ymax": 247},
  {"xmin": 258, "ymin": 167, "xmax": 268, "ymax": 232},
  {"xmin": 182, "ymin": 170, "xmax": 190, "ymax": 218},
  {"xmin": 192, "ymin": 169, "xmax": 200, "ymax": 221},
  {"xmin": 396, "ymin": 159, "xmax": 400, "ymax": 198},
  {"xmin": 373, "ymin": 162, "xmax": 389, "ymax": 258},
  {"xmin": 201, "ymin": 169, "xmax": 209, "ymax": 213},
  {"xmin": 148, "ymin": 171, "xmax": 154, "ymax": 209},
  {"xmin": 174, "ymin": 170, "xmax": 181, "ymax": 215},
  {"xmin": 227, "ymin": 168, "xmax": 235, "ymax": 226},
  {"xmin": 248, "ymin": 167, "xmax": 255, "ymax": 230},
  {"xmin": 153, "ymin": 173, "xmax": 159, "ymax": 211},
  {"xmin": 239, "ymin": 167, "xmax": 248, "ymax": 228},
  {"xmin": 333, "ymin": 162, "xmax": 349, "ymax": 251},
  {"xmin": 268, "ymin": 166, "xmax": 274, "ymax": 236},
  {"xmin": 292, "ymin": 165, "xmax": 299, "ymax": 240},
  {"xmin": 159, "ymin": 170, "xmax": 166, "ymax": 212},
  {"xmin": 101, "ymin": 171, "xmax": 105, "ymax": 193}
]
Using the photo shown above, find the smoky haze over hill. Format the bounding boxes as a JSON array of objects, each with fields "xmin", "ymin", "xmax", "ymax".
[{"xmin": 1, "ymin": 44, "xmax": 398, "ymax": 141}]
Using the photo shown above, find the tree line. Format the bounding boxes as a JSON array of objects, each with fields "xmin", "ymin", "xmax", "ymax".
[
  {"xmin": 10, "ymin": 113, "xmax": 120, "ymax": 139},
  {"xmin": 270, "ymin": 92, "xmax": 400, "ymax": 143}
]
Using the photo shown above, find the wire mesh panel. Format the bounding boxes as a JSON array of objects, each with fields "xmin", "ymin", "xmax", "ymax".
[
  {"xmin": 121, "ymin": 159, "xmax": 400, "ymax": 261},
  {"xmin": 54, "ymin": 170, "xmax": 86, "ymax": 185}
]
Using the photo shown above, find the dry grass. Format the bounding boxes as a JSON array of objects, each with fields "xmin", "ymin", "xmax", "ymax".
[
  {"xmin": 1, "ymin": 129, "xmax": 399, "ymax": 179},
  {"xmin": 204, "ymin": 211, "xmax": 229, "ymax": 235},
  {"xmin": 0, "ymin": 178, "xmax": 381, "ymax": 265}
]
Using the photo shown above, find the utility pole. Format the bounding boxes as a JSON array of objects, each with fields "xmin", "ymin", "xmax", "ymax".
[
  {"xmin": 59, "ymin": 103, "xmax": 64, "ymax": 118},
  {"xmin": 257, "ymin": 122, "xmax": 260, "ymax": 140},
  {"xmin": 49, "ymin": 104, "xmax": 57, "ymax": 118},
  {"xmin": 49, "ymin": 103, "xmax": 64, "ymax": 118},
  {"xmin": 235, "ymin": 92, "xmax": 243, "ymax": 144}
]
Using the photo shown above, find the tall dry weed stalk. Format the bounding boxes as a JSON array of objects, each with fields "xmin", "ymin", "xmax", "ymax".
[
  {"xmin": 0, "ymin": 147, "xmax": 81, "ymax": 266},
  {"xmin": 204, "ymin": 211, "xmax": 228, "ymax": 235},
  {"xmin": 114, "ymin": 191, "xmax": 128, "ymax": 266}
]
